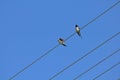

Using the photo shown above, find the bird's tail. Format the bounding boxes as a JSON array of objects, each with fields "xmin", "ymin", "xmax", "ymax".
[
  {"xmin": 62, "ymin": 44, "xmax": 67, "ymax": 46},
  {"xmin": 78, "ymin": 33, "xmax": 82, "ymax": 38}
]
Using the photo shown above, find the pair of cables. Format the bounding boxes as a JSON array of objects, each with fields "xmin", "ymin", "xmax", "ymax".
[
  {"xmin": 49, "ymin": 0, "xmax": 120, "ymax": 79},
  {"xmin": 9, "ymin": 1, "xmax": 120, "ymax": 80},
  {"xmin": 93, "ymin": 62, "xmax": 120, "ymax": 80},
  {"xmin": 49, "ymin": 32, "xmax": 120, "ymax": 80},
  {"xmin": 73, "ymin": 49, "xmax": 120, "ymax": 80}
]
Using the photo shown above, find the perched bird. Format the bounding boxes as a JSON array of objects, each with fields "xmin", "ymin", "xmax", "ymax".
[
  {"xmin": 75, "ymin": 25, "xmax": 82, "ymax": 37},
  {"xmin": 58, "ymin": 38, "xmax": 66, "ymax": 46}
]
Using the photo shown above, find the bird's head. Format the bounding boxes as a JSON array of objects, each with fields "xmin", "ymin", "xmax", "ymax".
[
  {"xmin": 59, "ymin": 38, "xmax": 64, "ymax": 41},
  {"xmin": 75, "ymin": 25, "xmax": 78, "ymax": 27}
]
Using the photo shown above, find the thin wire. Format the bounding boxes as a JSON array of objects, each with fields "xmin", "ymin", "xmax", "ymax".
[
  {"xmin": 65, "ymin": 32, "xmax": 76, "ymax": 41},
  {"xmin": 65, "ymin": 0, "xmax": 120, "ymax": 41},
  {"xmin": 9, "ymin": 0, "xmax": 120, "ymax": 79},
  {"xmin": 9, "ymin": 44, "xmax": 60, "ymax": 80},
  {"xmin": 73, "ymin": 49, "xmax": 120, "ymax": 80},
  {"xmin": 49, "ymin": 0, "xmax": 120, "ymax": 79},
  {"xmin": 81, "ymin": 0, "xmax": 120, "ymax": 30},
  {"xmin": 93, "ymin": 62, "xmax": 120, "ymax": 80},
  {"xmin": 49, "ymin": 32, "xmax": 120, "ymax": 80}
]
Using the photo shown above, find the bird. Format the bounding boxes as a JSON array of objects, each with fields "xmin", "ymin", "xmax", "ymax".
[
  {"xmin": 75, "ymin": 25, "xmax": 82, "ymax": 37},
  {"xmin": 58, "ymin": 38, "xmax": 66, "ymax": 46}
]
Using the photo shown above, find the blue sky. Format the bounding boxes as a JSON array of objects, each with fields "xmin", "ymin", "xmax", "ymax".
[{"xmin": 0, "ymin": 0, "xmax": 120, "ymax": 80}]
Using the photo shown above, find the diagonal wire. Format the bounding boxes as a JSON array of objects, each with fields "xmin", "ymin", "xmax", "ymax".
[
  {"xmin": 49, "ymin": 0, "xmax": 120, "ymax": 79},
  {"xmin": 9, "ymin": 44, "xmax": 60, "ymax": 80},
  {"xmin": 65, "ymin": 0, "xmax": 120, "ymax": 41},
  {"xmin": 73, "ymin": 49, "xmax": 120, "ymax": 80},
  {"xmin": 9, "ymin": 0, "xmax": 120, "ymax": 80},
  {"xmin": 49, "ymin": 32, "xmax": 120, "ymax": 80},
  {"xmin": 93, "ymin": 62, "xmax": 120, "ymax": 80},
  {"xmin": 81, "ymin": 0, "xmax": 120, "ymax": 30}
]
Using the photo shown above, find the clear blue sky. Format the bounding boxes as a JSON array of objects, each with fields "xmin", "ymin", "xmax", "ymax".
[{"xmin": 0, "ymin": 0, "xmax": 120, "ymax": 80}]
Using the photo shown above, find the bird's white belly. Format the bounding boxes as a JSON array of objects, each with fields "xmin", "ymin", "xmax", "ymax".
[{"xmin": 76, "ymin": 27, "xmax": 80, "ymax": 31}]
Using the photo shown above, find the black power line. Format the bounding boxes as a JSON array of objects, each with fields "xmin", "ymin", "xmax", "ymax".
[
  {"xmin": 49, "ymin": 32, "xmax": 120, "ymax": 80},
  {"xmin": 9, "ymin": 0, "xmax": 120, "ymax": 80},
  {"xmin": 81, "ymin": 0, "xmax": 120, "ymax": 30},
  {"xmin": 73, "ymin": 49, "xmax": 120, "ymax": 80},
  {"xmin": 49, "ymin": 0, "xmax": 120, "ymax": 79},
  {"xmin": 9, "ymin": 44, "xmax": 60, "ymax": 80},
  {"xmin": 93, "ymin": 62, "xmax": 120, "ymax": 80},
  {"xmin": 65, "ymin": 0, "xmax": 120, "ymax": 41}
]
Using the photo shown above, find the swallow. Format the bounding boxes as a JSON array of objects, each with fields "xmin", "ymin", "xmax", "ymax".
[
  {"xmin": 58, "ymin": 38, "xmax": 66, "ymax": 46},
  {"xmin": 75, "ymin": 25, "xmax": 82, "ymax": 37}
]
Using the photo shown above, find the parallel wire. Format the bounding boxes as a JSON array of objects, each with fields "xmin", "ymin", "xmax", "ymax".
[
  {"xmin": 65, "ymin": 0, "xmax": 120, "ymax": 41},
  {"xmin": 9, "ymin": 0, "xmax": 120, "ymax": 80},
  {"xmin": 49, "ymin": 32, "xmax": 120, "ymax": 80},
  {"xmin": 9, "ymin": 44, "xmax": 60, "ymax": 80},
  {"xmin": 81, "ymin": 0, "xmax": 120, "ymax": 30},
  {"xmin": 73, "ymin": 49, "xmax": 120, "ymax": 80},
  {"xmin": 93, "ymin": 62, "xmax": 120, "ymax": 80},
  {"xmin": 49, "ymin": 0, "xmax": 120, "ymax": 79}
]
